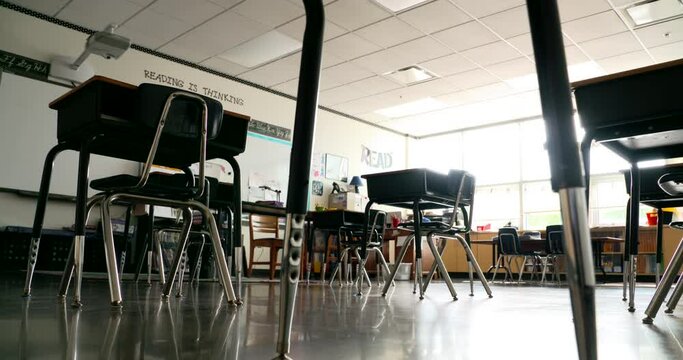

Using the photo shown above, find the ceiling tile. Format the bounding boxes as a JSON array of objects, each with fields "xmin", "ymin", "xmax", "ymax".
[
  {"xmin": 564, "ymin": 45, "xmax": 590, "ymax": 65},
  {"xmin": 390, "ymin": 36, "xmax": 452, "ymax": 65},
  {"xmin": 325, "ymin": 32, "xmax": 382, "ymax": 61},
  {"xmin": 57, "ymin": 0, "xmax": 145, "ymax": 31},
  {"xmin": 200, "ymin": 57, "xmax": 249, "ymax": 76},
  {"xmin": 432, "ymin": 21, "xmax": 499, "ymax": 51},
  {"xmin": 463, "ymin": 82, "xmax": 517, "ymax": 103},
  {"xmin": 562, "ymin": 11, "xmax": 628, "ymax": 43},
  {"xmin": 271, "ymin": 78, "xmax": 299, "ymax": 96},
  {"xmin": 319, "ymin": 62, "xmax": 374, "ymax": 90},
  {"xmin": 232, "ymin": 0, "xmax": 304, "ymax": 28},
  {"xmin": 6, "ymin": 0, "xmax": 71, "ymax": 16},
  {"xmin": 460, "ymin": 41, "xmax": 522, "ymax": 66},
  {"xmin": 507, "ymin": 32, "xmax": 572, "ymax": 55},
  {"xmin": 487, "ymin": 57, "xmax": 535, "ymax": 79},
  {"xmin": 434, "ymin": 90, "xmax": 475, "ymax": 106},
  {"xmin": 634, "ymin": 17, "xmax": 683, "ymax": 48},
  {"xmin": 118, "ymin": 10, "xmax": 192, "ymax": 49},
  {"xmin": 397, "ymin": 0, "xmax": 471, "ymax": 34},
  {"xmin": 333, "ymin": 96, "xmax": 387, "ymax": 115},
  {"xmin": 238, "ymin": 52, "xmax": 302, "ymax": 86},
  {"xmin": 208, "ymin": 0, "xmax": 242, "ymax": 9},
  {"xmin": 325, "ymin": 0, "xmax": 390, "ymax": 31},
  {"xmin": 444, "ymin": 69, "xmax": 498, "ymax": 90},
  {"xmin": 480, "ymin": 5, "xmax": 529, "ymax": 39},
  {"xmin": 276, "ymin": 16, "xmax": 347, "ymax": 42},
  {"xmin": 348, "ymin": 75, "xmax": 402, "ymax": 96},
  {"xmin": 557, "ymin": 0, "xmax": 610, "ymax": 23},
  {"xmin": 161, "ymin": 11, "xmax": 270, "ymax": 60},
  {"xmin": 321, "ymin": 49, "xmax": 345, "ymax": 68},
  {"xmin": 649, "ymin": 40, "xmax": 683, "ymax": 62},
  {"xmin": 419, "ymin": 53, "xmax": 478, "ymax": 77},
  {"xmin": 579, "ymin": 32, "xmax": 643, "ymax": 60},
  {"xmin": 319, "ymin": 85, "xmax": 365, "ymax": 106},
  {"xmin": 355, "ymin": 17, "xmax": 422, "ymax": 48},
  {"xmin": 610, "ymin": 0, "xmax": 640, "ymax": 7},
  {"xmin": 597, "ymin": 51, "xmax": 654, "ymax": 74},
  {"xmin": 148, "ymin": 0, "xmax": 223, "ymax": 25},
  {"xmin": 451, "ymin": 0, "xmax": 525, "ymax": 18},
  {"xmin": 350, "ymin": 49, "xmax": 414, "ymax": 74}
]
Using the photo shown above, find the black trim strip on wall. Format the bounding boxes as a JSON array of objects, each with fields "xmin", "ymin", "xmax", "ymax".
[{"xmin": 0, "ymin": 0, "xmax": 411, "ymax": 138}]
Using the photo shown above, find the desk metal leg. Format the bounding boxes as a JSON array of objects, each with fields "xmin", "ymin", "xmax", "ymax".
[
  {"xmin": 628, "ymin": 165, "xmax": 641, "ymax": 312},
  {"xmin": 412, "ymin": 200, "xmax": 425, "ymax": 300},
  {"xmin": 425, "ymin": 234, "xmax": 457, "ymax": 300},
  {"xmin": 656, "ymin": 208, "xmax": 664, "ymax": 283},
  {"xmin": 665, "ymin": 272, "xmax": 683, "ymax": 314},
  {"xmin": 306, "ymin": 221, "xmax": 314, "ymax": 285},
  {"xmin": 23, "ymin": 142, "xmax": 69, "ymax": 297},
  {"xmin": 226, "ymin": 157, "xmax": 243, "ymax": 304},
  {"xmin": 381, "ymin": 235, "xmax": 414, "ymax": 296}
]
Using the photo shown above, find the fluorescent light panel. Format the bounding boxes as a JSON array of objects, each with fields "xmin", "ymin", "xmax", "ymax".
[
  {"xmin": 372, "ymin": 0, "xmax": 431, "ymax": 12},
  {"xmin": 219, "ymin": 30, "xmax": 301, "ymax": 68},
  {"xmin": 385, "ymin": 65, "xmax": 436, "ymax": 85},
  {"xmin": 375, "ymin": 97, "xmax": 447, "ymax": 118},
  {"xmin": 626, "ymin": 0, "xmax": 683, "ymax": 26}
]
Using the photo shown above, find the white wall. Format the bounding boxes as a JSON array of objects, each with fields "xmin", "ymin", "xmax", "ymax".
[{"xmin": 0, "ymin": 8, "xmax": 408, "ymax": 267}]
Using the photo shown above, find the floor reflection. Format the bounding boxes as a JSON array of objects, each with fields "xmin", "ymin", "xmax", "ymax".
[{"xmin": 2, "ymin": 274, "xmax": 683, "ymax": 359}]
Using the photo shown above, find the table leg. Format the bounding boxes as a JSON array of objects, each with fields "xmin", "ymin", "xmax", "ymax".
[
  {"xmin": 23, "ymin": 142, "xmax": 69, "ymax": 297},
  {"xmin": 628, "ymin": 165, "xmax": 640, "ymax": 312},
  {"xmin": 413, "ymin": 200, "xmax": 424, "ymax": 300},
  {"xmin": 226, "ymin": 157, "xmax": 242, "ymax": 304},
  {"xmin": 656, "ymin": 208, "xmax": 663, "ymax": 283}
]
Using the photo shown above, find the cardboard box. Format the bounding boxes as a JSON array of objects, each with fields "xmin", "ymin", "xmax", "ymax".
[{"xmin": 328, "ymin": 192, "xmax": 363, "ymax": 212}]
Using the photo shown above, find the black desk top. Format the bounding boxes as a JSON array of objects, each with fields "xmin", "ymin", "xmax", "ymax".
[
  {"xmin": 622, "ymin": 163, "xmax": 683, "ymax": 208},
  {"xmin": 573, "ymin": 59, "xmax": 683, "ymax": 163},
  {"xmin": 50, "ymin": 76, "xmax": 251, "ymax": 168}
]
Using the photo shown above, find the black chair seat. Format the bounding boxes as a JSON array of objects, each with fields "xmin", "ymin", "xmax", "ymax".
[
  {"xmin": 398, "ymin": 221, "xmax": 467, "ymax": 234},
  {"xmin": 91, "ymin": 173, "xmax": 198, "ymax": 200},
  {"xmin": 658, "ymin": 173, "xmax": 683, "ymax": 197}
]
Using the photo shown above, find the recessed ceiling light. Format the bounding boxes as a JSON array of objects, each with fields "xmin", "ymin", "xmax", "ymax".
[
  {"xmin": 218, "ymin": 30, "xmax": 301, "ymax": 68},
  {"xmin": 385, "ymin": 65, "xmax": 437, "ymax": 85},
  {"xmin": 626, "ymin": 0, "xmax": 683, "ymax": 27},
  {"xmin": 372, "ymin": 0, "xmax": 431, "ymax": 13},
  {"xmin": 375, "ymin": 97, "xmax": 447, "ymax": 118}
]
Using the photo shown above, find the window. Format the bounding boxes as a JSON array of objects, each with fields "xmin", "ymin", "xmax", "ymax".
[
  {"xmin": 411, "ymin": 133, "xmax": 462, "ymax": 173},
  {"xmin": 463, "ymin": 123, "xmax": 520, "ymax": 186},
  {"xmin": 474, "ymin": 184, "xmax": 520, "ymax": 229},
  {"xmin": 523, "ymin": 181, "xmax": 561, "ymax": 229}
]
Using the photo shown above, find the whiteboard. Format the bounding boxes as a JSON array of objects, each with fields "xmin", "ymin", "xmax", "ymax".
[
  {"xmin": 236, "ymin": 133, "xmax": 292, "ymax": 204},
  {"xmin": 0, "ymin": 72, "xmax": 138, "ymax": 196}
]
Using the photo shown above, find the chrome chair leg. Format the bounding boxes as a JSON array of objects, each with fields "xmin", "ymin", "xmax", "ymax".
[
  {"xmin": 200, "ymin": 203, "xmax": 237, "ymax": 304},
  {"xmin": 101, "ymin": 195, "xmax": 125, "ymax": 307},
  {"xmin": 468, "ymin": 259, "xmax": 474, "ymax": 296},
  {"xmin": 373, "ymin": 247, "xmax": 394, "ymax": 287},
  {"xmin": 518, "ymin": 256, "xmax": 527, "ymax": 282},
  {"xmin": 353, "ymin": 248, "xmax": 372, "ymax": 287},
  {"xmin": 491, "ymin": 255, "xmax": 503, "ymax": 283},
  {"xmin": 622, "ymin": 258, "xmax": 629, "ymax": 301},
  {"xmin": 643, "ymin": 238, "xmax": 683, "ymax": 323},
  {"xmin": 454, "ymin": 234, "xmax": 492, "ymax": 297},
  {"xmin": 162, "ymin": 208, "xmax": 194, "ymax": 300},
  {"xmin": 156, "ymin": 234, "xmax": 166, "ymax": 285},
  {"xmin": 416, "ymin": 257, "xmax": 424, "ymax": 300},
  {"xmin": 665, "ymin": 273, "xmax": 683, "ymax": 314},
  {"xmin": 175, "ymin": 250, "xmax": 187, "ymax": 298},
  {"xmin": 423, "ymin": 237, "xmax": 447, "ymax": 293},
  {"xmin": 381, "ymin": 235, "xmax": 414, "ymax": 296},
  {"xmin": 541, "ymin": 256, "xmax": 549, "ymax": 284},
  {"xmin": 424, "ymin": 234, "xmax": 457, "ymax": 300},
  {"xmin": 71, "ymin": 195, "xmax": 105, "ymax": 307},
  {"xmin": 147, "ymin": 246, "xmax": 154, "ymax": 286},
  {"xmin": 329, "ymin": 248, "xmax": 347, "ymax": 287}
]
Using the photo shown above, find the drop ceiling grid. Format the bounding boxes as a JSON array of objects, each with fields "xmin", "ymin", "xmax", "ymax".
[{"xmin": 5, "ymin": 0, "xmax": 681, "ymax": 136}]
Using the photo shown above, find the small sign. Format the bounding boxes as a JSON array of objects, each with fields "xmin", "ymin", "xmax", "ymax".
[
  {"xmin": 361, "ymin": 145, "xmax": 393, "ymax": 169},
  {"xmin": 248, "ymin": 119, "xmax": 292, "ymax": 142},
  {"xmin": 0, "ymin": 49, "xmax": 50, "ymax": 80}
]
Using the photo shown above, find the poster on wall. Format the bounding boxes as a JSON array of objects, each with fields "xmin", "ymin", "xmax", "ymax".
[{"xmin": 324, "ymin": 153, "xmax": 348, "ymax": 182}]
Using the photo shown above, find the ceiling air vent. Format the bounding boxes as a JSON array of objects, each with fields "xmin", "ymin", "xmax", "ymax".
[
  {"xmin": 384, "ymin": 65, "xmax": 437, "ymax": 85},
  {"xmin": 626, "ymin": 0, "xmax": 683, "ymax": 27}
]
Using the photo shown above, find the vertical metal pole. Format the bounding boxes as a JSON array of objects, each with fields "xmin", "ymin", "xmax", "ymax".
[
  {"xmin": 226, "ymin": 156, "xmax": 243, "ymax": 302},
  {"xmin": 628, "ymin": 165, "xmax": 640, "ymax": 312},
  {"xmin": 526, "ymin": 1, "xmax": 597, "ymax": 359},
  {"xmin": 276, "ymin": 0, "xmax": 324, "ymax": 357},
  {"xmin": 623, "ymin": 199, "xmax": 631, "ymax": 301},
  {"xmin": 655, "ymin": 208, "xmax": 663, "ymax": 283},
  {"xmin": 24, "ymin": 142, "xmax": 69, "ymax": 297}
]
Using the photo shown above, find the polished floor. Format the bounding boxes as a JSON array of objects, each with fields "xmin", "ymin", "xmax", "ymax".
[{"xmin": 1, "ymin": 273, "xmax": 682, "ymax": 359}]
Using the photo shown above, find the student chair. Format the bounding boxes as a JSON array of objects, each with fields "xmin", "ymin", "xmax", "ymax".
[
  {"xmin": 492, "ymin": 227, "xmax": 542, "ymax": 283},
  {"xmin": 541, "ymin": 225, "xmax": 565, "ymax": 284},
  {"xmin": 248, "ymin": 214, "xmax": 284, "ymax": 280},
  {"xmin": 329, "ymin": 210, "xmax": 392, "ymax": 287},
  {"xmin": 60, "ymin": 83, "xmax": 237, "ymax": 307},
  {"xmin": 643, "ymin": 173, "xmax": 683, "ymax": 324}
]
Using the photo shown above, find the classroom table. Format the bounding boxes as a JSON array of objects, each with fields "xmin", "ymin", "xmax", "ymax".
[
  {"xmin": 573, "ymin": 58, "xmax": 683, "ymax": 312},
  {"xmin": 23, "ymin": 76, "xmax": 250, "ymax": 302}
]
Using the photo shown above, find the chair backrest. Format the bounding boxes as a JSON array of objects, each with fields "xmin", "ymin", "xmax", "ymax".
[
  {"xmin": 545, "ymin": 225, "xmax": 564, "ymax": 255},
  {"xmin": 134, "ymin": 84, "xmax": 223, "ymax": 197},
  {"xmin": 497, "ymin": 227, "xmax": 521, "ymax": 255},
  {"xmin": 249, "ymin": 214, "xmax": 279, "ymax": 240},
  {"xmin": 367, "ymin": 210, "xmax": 387, "ymax": 245},
  {"xmin": 447, "ymin": 170, "xmax": 476, "ymax": 233}
]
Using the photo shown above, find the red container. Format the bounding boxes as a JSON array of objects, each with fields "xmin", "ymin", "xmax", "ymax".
[{"xmin": 646, "ymin": 212, "xmax": 658, "ymax": 226}]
